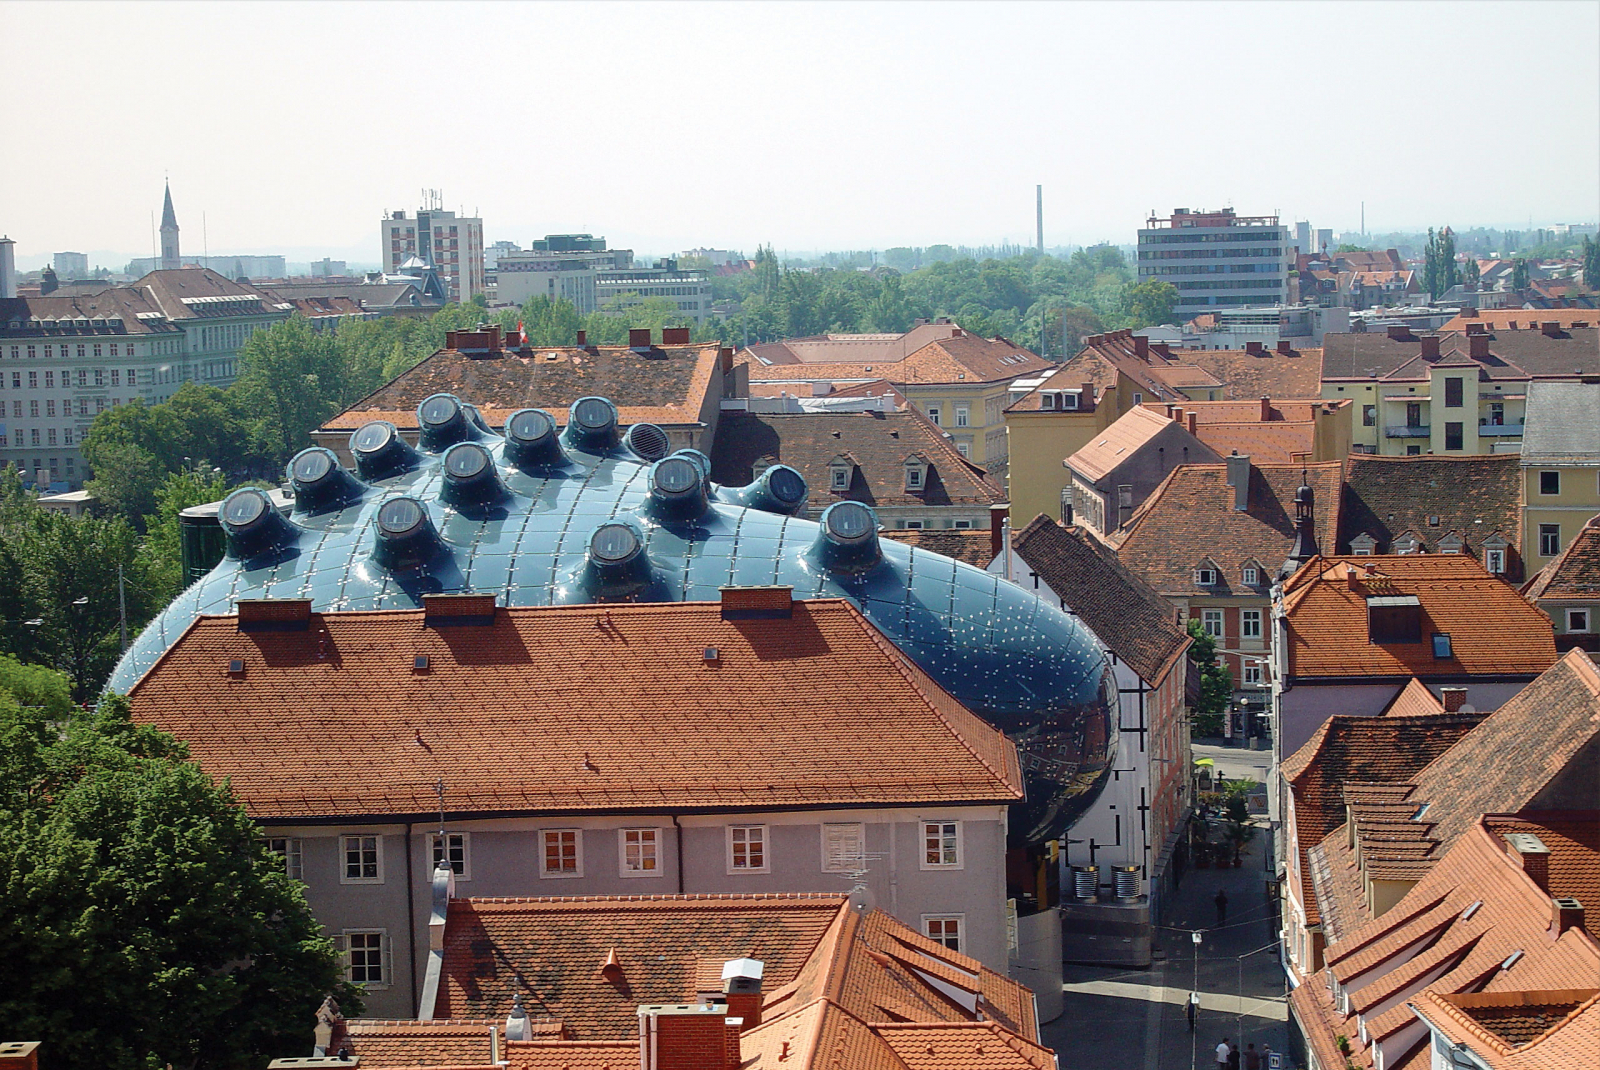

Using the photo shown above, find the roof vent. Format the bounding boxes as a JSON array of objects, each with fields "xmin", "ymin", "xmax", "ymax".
[
  {"xmin": 371, "ymin": 497, "xmax": 448, "ymax": 571},
  {"xmin": 416, "ymin": 393, "xmax": 484, "ymax": 452},
  {"xmin": 810, "ymin": 501, "xmax": 882, "ymax": 573},
  {"xmin": 717, "ymin": 464, "xmax": 809, "ymax": 517},
  {"xmin": 561, "ymin": 396, "xmax": 621, "ymax": 454},
  {"xmin": 236, "ymin": 598, "xmax": 313, "ymax": 632},
  {"xmin": 642, "ymin": 456, "xmax": 710, "ymax": 522},
  {"xmin": 423, "ymin": 593, "xmax": 497, "ymax": 627},
  {"xmin": 226, "ymin": 659, "xmax": 246, "ymax": 677},
  {"xmin": 349, "ymin": 420, "xmax": 423, "ymax": 482},
  {"xmin": 220, "ymin": 488, "xmax": 301, "ymax": 561},
  {"xmin": 720, "ymin": 586, "xmax": 794, "ymax": 620},
  {"xmin": 623, "ymin": 422, "xmax": 672, "ymax": 462},
  {"xmin": 439, "ymin": 442, "xmax": 510, "ymax": 515},
  {"xmin": 502, "ymin": 408, "xmax": 567, "ymax": 469},
  {"xmin": 578, "ymin": 518, "xmax": 655, "ymax": 601},
  {"xmin": 288, "ymin": 447, "xmax": 367, "ymax": 515}
]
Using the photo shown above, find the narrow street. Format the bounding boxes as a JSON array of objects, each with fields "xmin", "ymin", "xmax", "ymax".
[{"xmin": 1042, "ymin": 743, "xmax": 1290, "ymax": 1070}]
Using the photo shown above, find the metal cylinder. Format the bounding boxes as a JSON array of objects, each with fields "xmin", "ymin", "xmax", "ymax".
[
  {"xmin": 1115, "ymin": 865, "xmax": 1141, "ymax": 899},
  {"xmin": 1073, "ymin": 865, "xmax": 1099, "ymax": 899}
]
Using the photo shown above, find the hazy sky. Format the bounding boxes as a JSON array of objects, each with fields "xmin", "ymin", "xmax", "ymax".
[{"xmin": 3, "ymin": 0, "xmax": 1597, "ymax": 268}]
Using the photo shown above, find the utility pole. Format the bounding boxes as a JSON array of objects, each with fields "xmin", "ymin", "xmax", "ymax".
[{"xmin": 1036, "ymin": 185, "xmax": 1045, "ymax": 255}]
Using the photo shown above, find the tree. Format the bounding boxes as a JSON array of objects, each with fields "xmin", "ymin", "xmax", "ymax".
[
  {"xmin": 1125, "ymin": 279, "xmax": 1180, "ymax": 328},
  {"xmin": 1512, "ymin": 258, "xmax": 1531, "ymax": 291},
  {"xmin": 1582, "ymin": 236, "xmax": 1600, "ymax": 292},
  {"xmin": 1186, "ymin": 619, "xmax": 1234, "ymax": 737},
  {"xmin": 1334, "ymin": 243, "xmax": 1368, "ymax": 253},
  {"xmin": 234, "ymin": 315, "xmax": 349, "ymax": 464},
  {"xmin": 1423, "ymin": 227, "xmax": 1460, "ymax": 298},
  {"xmin": 140, "ymin": 468, "xmax": 232, "ymax": 605},
  {"xmin": 1463, "ymin": 256, "xmax": 1480, "ymax": 289},
  {"xmin": 81, "ymin": 441, "xmax": 167, "ymax": 524},
  {"xmin": 0, "ymin": 692, "xmax": 360, "ymax": 1069}
]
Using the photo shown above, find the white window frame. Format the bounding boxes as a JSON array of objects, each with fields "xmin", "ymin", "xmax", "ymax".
[
  {"xmin": 830, "ymin": 465, "xmax": 849, "ymax": 491},
  {"xmin": 905, "ymin": 465, "xmax": 923, "ymax": 490},
  {"xmin": 1540, "ymin": 524, "xmax": 1561, "ymax": 557},
  {"xmin": 727, "ymin": 824, "xmax": 769, "ymax": 873},
  {"xmin": 340, "ymin": 834, "xmax": 383, "ymax": 885},
  {"xmin": 429, "ymin": 831, "xmax": 471, "ymax": 881},
  {"xmin": 955, "ymin": 443, "xmax": 970, "ymax": 458},
  {"xmin": 619, "ymin": 827, "xmax": 662, "ymax": 877},
  {"xmin": 540, "ymin": 828, "xmax": 583, "ymax": 879},
  {"xmin": 1568, "ymin": 608, "xmax": 1592, "ymax": 634},
  {"xmin": 1201, "ymin": 609, "xmax": 1224, "ymax": 639},
  {"xmin": 1484, "ymin": 547, "xmax": 1505, "ymax": 574},
  {"xmin": 339, "ymin": 929, "xmax": 391, "ymax": 989},
  {"xmin": 1240, "ymin": 609, "xmax": 1262, "ymax": 640},
  {"xmin": 926, "ymin": 405, "xmax": 941, "ymax": 426},
  {"xmin": 821, "ymin": 822, "xmax": 865, "ymax": 873},
  {"xmin": 1243, "ymin": 661, "xmax": 1263, "ymax": 686},
  {"xmin": 267, "ymin": 836, "xmax": 303, "ymax": 880},
  {"xmin": 921, "ymin": 820, "xmax": 963, "ymax": 870},
  {"xmin": 1241, "ymin": 566, "xmax": 1259, "ymax": 586},
  {"xmin": 952, "ymin": 519, "xmax": 973, "ymax": 529},
  {"xmin": 922, "ymin": 913, "xmax": 964, "ymax": 951},
  {"xmin": 954, "ymin": 406, "xmax": 969, "ymax": 428},
  {"xmin": 902, "ymin": 519, "xmax": 924, "ymax": 530},
  {"xmin": 1194, "ymin": 568, "xmax": 1217, "ymax": 586}
]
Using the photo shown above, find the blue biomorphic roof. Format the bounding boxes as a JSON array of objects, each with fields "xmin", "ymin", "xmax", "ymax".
[{"xmin": 110, "ymin": 394, "xmax": 1116, "ymax": 845}]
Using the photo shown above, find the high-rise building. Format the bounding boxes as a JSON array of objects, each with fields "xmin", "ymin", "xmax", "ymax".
[
  {"xmin": 1136, "ymin": 208, "xmax": 1290, "ymax": 321},
  {"xmin": 159, "ymin": 182, "xmax": 180, "ymax": 271},
  {"xmin": 380, "ymin": 202, "xmax": 483, "ymax": 304},
  {"xmin": 494, "ymin": 234, "xmax": 632, "ymax": 311},
  {"xmin": 53, "ymin": 252, "xmax": 90, "ymax": 280}
]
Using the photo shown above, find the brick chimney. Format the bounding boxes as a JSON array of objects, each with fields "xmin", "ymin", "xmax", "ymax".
[
  {"xmin": 1462, "ymin": 307, "xmax": 1479, "ymax": 319},
  {"xmin": 990, "ymin": 505, "xmax": 1008, "ymax": 560},
  {"xmin": 1082, "ymin": 383, "xmax": 1096, "ymax": 410},
  {"xmin": 1172, "ymin": 407, "xmax": 1184, "ymax": 427},
  {"xmin": 1345, "ymin": 564, "xmax": 1360, "ymax": 590},
  {"xmin": 1277, "ymin": 339, "xmax": 1293, "ymax": 355},
  {"xmin": 1165, "ymin": 403, "xmax": 1176, "ymax": 420},
  {"xmin": 1152, "ymin": 341, "xmax": 1172, "ymax": 358},
  {"xmin": 1260, "ymin": 396, "xmax": 1272, "ymax": 422},
  {"xmin": 576, "ymin": 329, "xmax": 587, "ymax": 346},
  {"xmin": 721, "ymin": 958, "xmax": 764, "ymax": 1030},
  {"xmin": 662, "ymin": 326, "xmax": 691, "ymax": 345},
  {"xmin": 1439, "ymin": 687, "xmax": 1468, "ymax": 712},
  {"xmin": 1470, "ymin": 334, "xmax": 1491, "ymax": 359},
  {"xmin": 629, "ymin": 328, "xmax": 653, "ymax": 349},
  {"xmin": 1551, "ymin": 897, "xmax": 1585, "ymax": 938},
  {"xmin": 1187, "ymin": 411, "xmax": 1198, "ymax": 436},
  {"xmin": 1226, "ymin": 452, "xmax": 1251, "ymax": 511},
  {"xmin": 1134, "ymin": 335, "xmax": 1149, "ymax": 357},
  {"xmin": 1503, "ymin": 832, "xmax": 1551, "ymax": 891},
  {"xmin": 1420, "ymin": 336, "xmax": 1441, "ymax": 359},
  {"xmin": 1541, "ymin": 321, "xmax": 1562, "ymax": 337},
  {"xmin": 0, "ymin": 1043, "xmax": 40, "ymax": 1070},
  {"xmin": 1387, "ymin": 324, "xmax": 1412, "ymax": 341},
  {"xmin": 640, "ymin": 1004, "xmax": 741, "ymax": 1070},
  {"xmin": 1465, "ymin": 321, "xmax": 1487, "ymax": 336},
  {"xmin": 1246, "ymin": 340, "xmax": 1264, "ymax": 356},
  {"xmin": 719, "ymin": 346, "xmax": 733, "ymax": 374}
]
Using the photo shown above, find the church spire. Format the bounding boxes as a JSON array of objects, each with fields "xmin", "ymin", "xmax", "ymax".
[{"xmin": 159, "ymin": 182, "xmax": 180, "ymax": 270}]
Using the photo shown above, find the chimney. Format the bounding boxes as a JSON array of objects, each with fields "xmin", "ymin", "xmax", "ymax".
[
  {"xmin": 1470, "ymin": 334, "xmax": 1491, "ymax": 359},
  {"xmin": 719, "ymin": 585, "xmax": 794, "ymax": 620},
  {"xmin": 723, "ymin": 1018, "xmax": 743, "ymax": 1067},
  {"xmin": 662, "ymin": 326, "xmax": 691, "ymax": 345},
  {"xmin": 1541, "ymin": 321, "xmax": 1562, "ymax": 337},
  {"xmin": 1421, "ymin": 336, "xmax": 1441, "ymax": 359},
  {"xmin": 1172, "ymin": 406, "xmax": 1183, "ymax": 427},
  {"xmin": 1277, "ymin": 339, "xmax": 1293, "ymax": 355},
  {"xmin": 718, "ymin": 346, "xmax": 733, "ymax": 374},
  {"xmin": 1463, "ymin": 307, "xmax": 1479, "ymax": 319},
  {"xmin": 1081, "ymin": 383, "xmax": 1096, "ymax": 409},
  {"xmin": 1152, "ymin": 341, "xmax": 1172, "ymax": 358},
  {"xmin": 629, "ymin": 327, "xmax": 653, "ymax": 349},
  {"xmin": 1465, "ymin": 321, "xmax": 1488, "ymax": 336},
  {"xmin": 721, "ymin": 958, "xmax": 764, "ymax": 1030},
  {"xmin": 1503, "ymin": 832, "xmax": 1551, "ymax": 891},
  {"xmin": 639, "ymin": 1004, "xmax": 740, "ymax": 1070},
  {"xmin": 1551, "ymin": 897, "xmax": 1585, "ymax": 938},
  {"xmin": 1440, "ymin": 686, "xmax": 1468, "ymax": 712},
  {"xmin": 1134, "ymin": 335, "xmax": 1149, "ymax": 357},
  {"xmin": 576, "ymin": 329, "xmax": 588, "ymax": 346},
  {"xmin": 990, "ymin": 504, "xmax": 1009, "ymax": 560},
  {"xmin": 0, "ymin": 236, "xmax": 17, "ymax": 299},
  {"xmin": 1246, "ymin": 340, "xmax": 1264, "ymax": 356},
  {"xmin": 1386, "ymin": 324, "xmax": 1411, "ymax": 341},
  {"xmin": 1260, "ymin": 396, "xmax": 1272, "ymax": 422},
  {"xmin": 1187, "ymin": 411, "xmax": 1198, "ymax": 435},
  {"xmin": 505, "ymin": 993, "xmax": 532, "ymax": 1041},
  {"xmin": 1345, "ymin": 564, "xmax": 1360, "ymax": 591},
  {"xmin": 1226, "ymin": 452, "xmax": 1251, "ymax": 511},
  {"xmin": 0, "ymin": 1044, "xmax": 39, "ymax": 1070}
]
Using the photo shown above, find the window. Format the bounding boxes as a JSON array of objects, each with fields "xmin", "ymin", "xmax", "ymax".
[
  {"xmin": 952, "ymin": 519, "xmax": 972, "ymax": 529},
  {"xmin": 1131, "ymin": 393, "xmax": 1142, "ymax": 404},
  {"xmin": 1362, "ymin": 404, "xmax": 1376, "ymax": 427},
  {"xmin": 1484, "ymin": 548, "xmax": 1505, "ymax": 574},
  {"xmin": 1444, "ymin": 377, "xmax": 1463, "ymax": 408},
  {"xmin": 620, "ymin": 828, "xmax": 660, "ymax": 875},
  {"xmin": 28, "ymin": 400, "xmax": 37, "ymax": 418},
  {"xmin": 1444, "ymin": 422, "xmax": 1463, "ymax": 451},
  {"xmin": 923, "ymin": 914, "xmax": 963, "ymax": 951},
  {"xmin": 922, "ymin": 820, "xmax": 961, "ymax": 868},
  {"xmin": 1407, "ymin": 445, "xmax": 1422, "ymax": 456},
  {"xmin": 1243, "ymin": 661, "xmax": 1263, "ymax": 686},
  {"xmin": 954, "ymin": 406, "xmax": 969, "ymax": 428},
  {"xmin": 1540, "ymin": 471, "xmax": 1560, "ymax": 496},
  {"xmin": 1540, "ymin": 524, "xmax": 1561, "ymax": 557},
  {"xmin": 728, "ymin": 825, "xmax": 767, "ymax": 872},
  {"xmin": 1194, "ymin": 567, "xmax": 1218, "ymax": 586},
  {"xmin": 905, "ymin": 465, "xmax": 923, "ymax": 490},
  {"xmin": 429, "ymin": 832, "xmax": 469, "ymax": 879},
  {"xmin": 831, "ymin": 465, "xmax": 849, "ymax": 491},
  {"xmin": 1201, "ymin": 609, "xmax": 1224, "ymax": 638},
  {"xmin": 926, "ymin": 405, "xmax": 941, "ymax": 426},
  {"xmin": 955, "ymin": 443, "xmax": 970, "ymax": 458},
  {"xmin": 1568, "ymin": 609, "xmax": 1591, "ymax": 634},
  {"xmin": 821, "ymin": 822, "xmax": 865, "ymax": 873},
  {"xmin": 1242, "ymin": 565, "xmax": 1259, "ymax": 586},
  {"xmin": 1432, "ymin": 633, "xmax": 1454, "ymax": 659},
  {"xmin": 43, "ymin": 370, "xmax": 53, "ymax": 388},
  {"xmin": 28, "ymin": 371, "xmax": 37, "ymax": 388},
  {"xmin": 1241, "ymin": 609, "xmax": 1262, "ymax": 639},
  {"xmin": 342, "ymin": 930, "xmax": 387, "ymax": 986},
  {"xmin": 341, "ymin": 835, "xmax": 382, "ymax": 883},
  {"xmin": 541, "ymin": 829, "xmax": 582, "ymax": 877},
  {"xmin": 267, "ymin": 837, "xmax": 303, "ymax": 880}
]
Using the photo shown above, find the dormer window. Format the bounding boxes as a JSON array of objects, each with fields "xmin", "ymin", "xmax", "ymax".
[
  {"xmin": 1436, "ymin": 533, "xmax": 1463, "ymax": 555},
  {"xmin": 1194, "ymin": 567, "xmax": 1218, "ymax": 586},
  {"xmin": 1349, "ymin": 533, "xmax": 1377, "ymax": 556},
  {"xmin": 905, "ymin": 465, "xmax": 924, "ymax": 491},
  {"xmin": 1482, "ymin": 535, "xmax": 1507, "ymax": 575},
  {"xmin": 1393, "ymin": 533, "xmax": 1422, "ymax": 555},
  {"xmin": 1241, "ymin": 564, "xmax": 1259, "ymax": 586},
  {"xmin": 830, "ymin": 463, "xmax": 851, "ymax": 492}
]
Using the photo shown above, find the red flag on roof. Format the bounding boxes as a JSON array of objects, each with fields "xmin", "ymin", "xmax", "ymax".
[{"xmin": 517, "ymin": 319, "xmax": 528, "ymax": 346}]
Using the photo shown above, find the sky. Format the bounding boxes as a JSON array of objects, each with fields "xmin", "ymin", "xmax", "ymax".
[{"xmin": 3, "ymin": 0, "xmax": 1597, "ymax": 270}]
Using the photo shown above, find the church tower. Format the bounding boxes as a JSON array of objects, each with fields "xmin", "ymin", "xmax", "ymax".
[{"xmin": 159, "ymin": 182, "xmax": 180, "ymax": 270}]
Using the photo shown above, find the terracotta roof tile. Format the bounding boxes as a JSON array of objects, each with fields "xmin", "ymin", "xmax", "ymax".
[
  {"xmin": 872, "ymin": 1021, "xmax": 1056, "ymax": 1069},
  {"xmin": 1437, "ymin": 309, "xmax": 1598, "ymax": 333},
  {"xmin": 1010, "ymin": 516, "xmax": 1190, "ymax": 684},
  {"xmin": 1066, "ymin": 406, "xmax": 1200, "ymax": 483},
  {"xmin": 126, "ymin": 600, "xmax": 1023, "ymax": 820},
  {"xmin": 1412, "ymin": 989, "xmax": 1600, "ymax": 1070},
  {"xmin": 739, "ymin": 331, "xmax": 1049, "ymax": 387},
  {"xmin": 708, "ymin": 409, "xmax": 1005, "ymax": 512},
  {"xmin": 1055, "ymin": 332, "xmax": 1324, "ymax": 406},
  {"xmin": 1138, "ymin": 397, "xmax": 1350, "ymax": 465},
  {"xmin": 881, "ymin": 529, "xmax": 997, "ymax": 568},
  {"xmin": 1523, "ymin": 516, "xmax": 1600, "ymax": 602},
  {"xmin": 343, "ymin": 1020, "xmax": 521, "ymax": 1066},
  {"xmin": 1339, "ymin": 455, "xmax": 1524, "ymax": 576},
  {"xmin": 1280, "ymin": 556, "xmax": 1556, "ymax": 679}
]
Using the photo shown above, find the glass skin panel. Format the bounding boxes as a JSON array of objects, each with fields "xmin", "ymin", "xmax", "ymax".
[{"xmin": 112, "ymin": 393, "xmax": 1117, "ymax": 845}]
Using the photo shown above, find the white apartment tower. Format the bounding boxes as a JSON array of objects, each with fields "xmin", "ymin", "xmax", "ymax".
[
  {"xmin": 381, "ymin": 198, "xmax": 484, "ymax": 304},
  {"xmin": 1137, "ymin": 208, "xmax": 1290, "ymax": 321}
]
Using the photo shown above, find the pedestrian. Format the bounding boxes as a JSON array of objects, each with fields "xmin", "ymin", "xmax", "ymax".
[
  {"xmin": 1261, "ymin": 1044, "xmax": 1275, "ymax": 1070},
  {"xmin": 1187, "ymin": 992, "xmax": 1198, "ymax": 1032},
  {"xmin": 1230, "ymin": 1044, "xmax": 1242, "ymax": 1070},
  {"xmin": 1245, "ymin": 1043, "xmax": 1261, "ymax": 1070},
  {"xmin": 1215, "ymin": 1038, "xmax": 1231, "ymax": 1070},
  {"xmin": 1215, "ymin": 889, "xmax": 1229, "ymax": 926}
]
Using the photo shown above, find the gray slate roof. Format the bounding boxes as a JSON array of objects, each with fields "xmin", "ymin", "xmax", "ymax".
[{"xmin": 1521, "ymin": 381, "xmax": 1600, "ymax": 465}]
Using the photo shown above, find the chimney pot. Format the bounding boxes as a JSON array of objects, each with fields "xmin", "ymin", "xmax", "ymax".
[
  {"xmin": 1440, "ymin": 686, "xmax": 1468, "ymax": 712},
  {"xmin": 1552, "ymin": 897, "xmax": 1585, "ymax": 937},
  {"xmin": 1504, "ymin": 832, "xmax": 1551, "ymax": 892},
  {"xmin": 1346, "ymin": 564, "xmax": 1360, "ymax": 590}
]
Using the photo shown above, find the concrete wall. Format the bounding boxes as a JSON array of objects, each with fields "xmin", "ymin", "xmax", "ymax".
[{"xmin": 272, "ymin": 804, "xmax": 1009, "ymax": 1019}]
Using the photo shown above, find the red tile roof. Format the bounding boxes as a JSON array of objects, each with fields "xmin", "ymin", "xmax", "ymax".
[
  {"xmin": 1523, "ymin": 515, "xmax": 1600, "ymax": 602},
  {"xmin": 1339, "ymin": 455, "xmax": 1524, "ymax": 578},
  {"xmin": 881, "ymin": 529, "xmax": 997, "ymax": 568},
  {"xmin": 1066, "ymin": 406, "xmax": 1206, "ymax": 483},
  {"xmin": 1050, "ymin": 331, "xmax": 1324, "ymax": 409},
  {"xmin": 127, "ymin": 600, "xmax": 1023, "ymax": 821},
  {"xmin": 1437, "ymin": 308, "xmax": 1598, "ymax": 333},
  {"xmin": 1411, "ymin": 990, "xmax": 1600, "ymax": 1070},
  {"xmin": 1279, "ymin": 556, "xmax": 1557, "ymax": 679},
  {"xmin": 740, "ymin": 330, "xmax": 1049, "ymax": 387},
  {"xmin": 1141, "ymin": 399, "xmax": 1350, "ymax": 465}
]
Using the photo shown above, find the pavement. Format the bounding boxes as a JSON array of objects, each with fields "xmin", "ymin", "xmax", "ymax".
[{"xmin": 1041, "ymin": 741, "xmax": 1291, "ymax": 1070}]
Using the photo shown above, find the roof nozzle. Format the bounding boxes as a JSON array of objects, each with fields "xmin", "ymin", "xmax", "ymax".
[
  {"xmin": 220, "ymin": 488, "xmax": 300, "ymax": 560},
  {"xmin": 642, "ymin": 455, "xmax": 710, "ymax": 522},
  {"xmin": 582, "ymin": 518, "xmax": 654, "ymax": 598},
  {"xmin": 717, "ymin": 464, "xmax": 809, "ymax": 516},
  {"xmin": 561, "ymin": 396, "xmax": 620, "ymax": 454},
  {"xmin": 501, "ymin": 408, "xmax": 568, "ymax": 469},
  {"xmin": 287, "ymin": 447, "xmax": 367, "ymax": 515},
  {"xmin": 810, "ymin": 501, "xmax": 882, "ymax": 573},
  {"xmin": 371, "ymin": 496, "xmax": 448, "ymax": 570},
  {"xmin": 623, "ymin": 422, "xmax": 672, "ymax": 462},
  {"xmin": 439, "ymin": 442, "xmax": 511, "ymax": 515},
  {"xmin": 417, "ymin": 393, "xmax": 486, "ymax": 452},
  {"xmin": 350, "ymin": 420, "xmax": 423, "ymax": 482}
]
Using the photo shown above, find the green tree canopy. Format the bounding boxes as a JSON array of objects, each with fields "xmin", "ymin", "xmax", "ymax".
[
  {"xmin": 1186, "ymin": 619, "xmax": 1234, "ymax": 737},
  {"xmin": 0, "ymin": 692, "xmax": 360, "ymax": 1069}
]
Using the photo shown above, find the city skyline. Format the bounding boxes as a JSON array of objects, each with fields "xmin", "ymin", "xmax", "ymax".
[{"xmin": 1, "ymin": 0, "xmax": 1596, "ymax": 269}]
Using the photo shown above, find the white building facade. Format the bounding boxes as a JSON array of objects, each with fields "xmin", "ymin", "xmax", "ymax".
[
  {"xmin": 1137, "ymin": 208, "xmax": 1291, "ymax": 321},
  {"xmin": 381, "ymin": 206, "xmax": 484, "ymax": 304}
]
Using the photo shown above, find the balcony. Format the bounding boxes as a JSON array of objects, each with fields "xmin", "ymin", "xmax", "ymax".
[
  {"xmin": 1385, "ymin": 425, "xmax": 1431, "ymax": 438},
  {"xmin": 1477, "ymin": 422, "xmax": 1524, "ymax": 436}
]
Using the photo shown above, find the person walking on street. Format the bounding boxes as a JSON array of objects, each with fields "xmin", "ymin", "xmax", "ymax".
[
  {"xmin": 1229, "ymin": 1043, "xmax": 1242, "ymax": 1070},
  {"xmin": 1187, "ymin": 993, "xmax": 1198, "ymax": 1032},
  {"xmin": 1245, "ymin": 1043, "xmax": 1261, "ymax": 1070},
  {"xmin": 1215, "ymin": 889, "xmax": 1229, "ymax": 927},
  {"xmin": 1216, "ymin": 1038, "xmax": 1232, "ymax": 1070}
]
